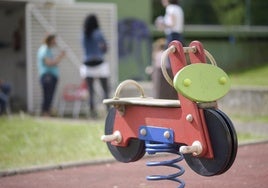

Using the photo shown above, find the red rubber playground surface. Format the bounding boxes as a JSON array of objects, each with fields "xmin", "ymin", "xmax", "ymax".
[{"xmin": 0, "ymin": 141, "xmax": 267, "ymax": 188}]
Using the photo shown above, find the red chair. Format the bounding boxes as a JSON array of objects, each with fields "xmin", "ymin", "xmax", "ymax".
[{"xmin": 58, "ymin": 81, "xmax": 89, "ymax": 118}]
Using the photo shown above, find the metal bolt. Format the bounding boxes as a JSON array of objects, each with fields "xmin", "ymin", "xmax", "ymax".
[
  {"xmin": 140, "ymin": 128, "xmax": 147, "ymax": 136},
  {"xmin": 164, "ymin": 131, "xmax": 170, "ymax": 139},
  {"xmin": 186, "ymin": 114, "xmax": 193, "ymax": 122}
]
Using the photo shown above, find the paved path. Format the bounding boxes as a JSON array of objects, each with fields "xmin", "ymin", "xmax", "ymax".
[{"xmin": 0, "ymin": 142, "xmax": 267, "ymax": 188}]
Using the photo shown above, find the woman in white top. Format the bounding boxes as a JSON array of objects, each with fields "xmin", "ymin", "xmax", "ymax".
[
  {"xmin": 157, "ymin": 0, "xmax": 185, "ymax": 46},
  {"xmin": 153, "ymin": 0, "xmax": 184, "ymax": 99}
]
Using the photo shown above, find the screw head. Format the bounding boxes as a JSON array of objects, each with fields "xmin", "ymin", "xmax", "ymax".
[
  {"xmin": 186, "ymin": 114, "xmax": 193, "ymax": 122},
  {"xmin": 164, "ymin": 131, "xmax": 170, "ymax": 139},
  {"xmin": 140, "ymin": 128, "xmax": 147, "ymax": 136}
]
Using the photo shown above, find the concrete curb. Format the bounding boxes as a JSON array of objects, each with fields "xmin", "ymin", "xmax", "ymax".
[
  {"xmin": 0, "ymin": 158, "xmax": 116, "ymax": 177},
  {"xmin": 1, "ymin": 140, "xmax": 268, "ymax": 178}
]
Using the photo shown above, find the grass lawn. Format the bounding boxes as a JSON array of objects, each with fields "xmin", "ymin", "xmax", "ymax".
[
  {"xmin": 0, "ymin": 115, "xmax": 111, "ymax": 171},
  {"xmin": 229, "ymin": 64, "xmax": 268, "ymax": 86}
]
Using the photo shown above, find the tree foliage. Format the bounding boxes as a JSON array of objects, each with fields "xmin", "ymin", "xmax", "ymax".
[
  {"xmin": 210, "ymin": 0, "xmax": 245, "ymax": 25},
  {"xmin": 182, "ymin": 0, "xmax": 219, "ymax": 25},
  {"xmin": 153, "ymin": 0, "xmax": 268, "ymax": 26}
]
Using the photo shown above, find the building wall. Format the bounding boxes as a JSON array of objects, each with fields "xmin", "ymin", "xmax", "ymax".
[
  {"xmin": 26, "ymin": 2, "xmax": 118, "ymax": 114},
  {"xmin": 0, "ymin": 1, "xmax": 118, "ymax": 114}
]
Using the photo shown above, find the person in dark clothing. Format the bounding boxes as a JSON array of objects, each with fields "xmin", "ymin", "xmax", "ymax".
[
  {"xmin": 0, "ymin": 80, "xmax": 11, "ymax": 115},
  {"xmin": 81, "ymin": 14, "xmax": 110, "ymax": 118}
]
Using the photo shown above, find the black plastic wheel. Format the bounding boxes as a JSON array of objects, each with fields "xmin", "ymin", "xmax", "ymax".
[
  {"xmin": 105, "ymin": 107, "xmax": 145, "ymax": 163},
  {"xmin": 183, "ymin": 109, "xmax": 234, "ymax": 176},
  {"xmin": 215, "ymin": 109, "xmax": 238, "ymax": 175}
]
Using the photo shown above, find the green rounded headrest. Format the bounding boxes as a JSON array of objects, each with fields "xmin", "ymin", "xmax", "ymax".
[{"xmin": 173, "ymin": 63, "xmax": 231, "ymax": 102}]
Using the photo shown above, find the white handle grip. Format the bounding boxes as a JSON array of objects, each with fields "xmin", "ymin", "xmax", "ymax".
[
  {"xmin": 101, "ymin": 131, "xmax": 122, "ymax": 143},
  {"xmin": 179, "ymin": 141, "xmax": 203, "ymax": 156}
]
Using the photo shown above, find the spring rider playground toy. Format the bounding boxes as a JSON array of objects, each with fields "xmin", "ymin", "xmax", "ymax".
[{"xmin": 101, "ymin": 40, "xmax": 237, "ymax": 187}]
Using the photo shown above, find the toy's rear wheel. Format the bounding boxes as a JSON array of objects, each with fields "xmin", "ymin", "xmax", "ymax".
[
  {"xmin": 104, "ymin": 107, "xmax": 145, "ymax": 163},
  {"xmin": 183, "ymin": 108, "xmax": 237, "ymax": 176}
]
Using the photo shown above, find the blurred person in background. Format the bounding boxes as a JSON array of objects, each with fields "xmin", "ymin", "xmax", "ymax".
[
  {"xmin": 153, "ymin": 0, "xmax": 184, "ymax": 99},
  {"xmin": 81, "ymin": 14, "xmax": 110, "ymax": 118},
  {"xmin": 37, "ymin": 34, "xmax": 65, "ymax": 117},
  {"xmin": 151, "ymin": 38, "xmax": 178, "ymax": 99},
  {"xmin": 156, "ymin": 0, "xmax": 185, "ymax": 46},
  {"xmin": 0, "ymin": 79, "xmax": 11, "ymax": 115}
]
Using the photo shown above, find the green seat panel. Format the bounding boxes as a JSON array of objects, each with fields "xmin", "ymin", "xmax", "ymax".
[{"xmin": 173, "ymin": 63, "xmax": 231, "ymax": 102}]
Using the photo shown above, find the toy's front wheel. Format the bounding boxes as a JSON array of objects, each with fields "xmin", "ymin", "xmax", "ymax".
[
  {"xmin": 104, "ymin": 107, "xmax": 145, "ymax": 163},
  {"xmin": 183, "ymin": 108, "xmax": 237, "ymax": 176}
]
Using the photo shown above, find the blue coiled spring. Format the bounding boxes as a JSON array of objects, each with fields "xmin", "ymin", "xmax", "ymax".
[{"xmin": 145, "ymin": 142, "xmax": 185, "ymax": 188}]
